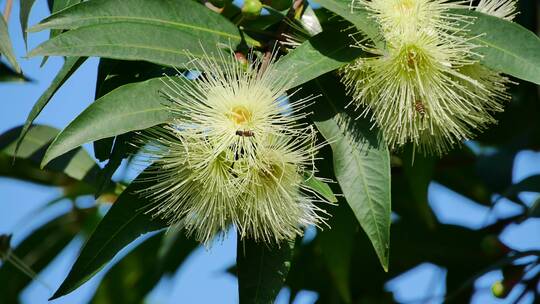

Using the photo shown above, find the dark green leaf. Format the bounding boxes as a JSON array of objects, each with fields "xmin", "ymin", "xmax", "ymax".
[
  {"xmin": 1, "ymin": 125, "xmax": 99, "ymax": 184},
  {"xmin": 529, "ymin": 199, "xmax": 540, "ymax": 218},
  {"xmin": 16, "ymin": 57, "xmax": 86, "ymax": 157},
  {"xmin": 276, "ymin": 26, "xmax": 363, "ymax": 90},
  {"xmin": 237, "ymin": 236, "xmax": 295, "ymax": 304},
  {"xmin": 41, "ymin": 77, "xmax": 172, "ymax": 167},
  {"xmin": 19, "ymin": 0, "xmax": 37, "ymax": 47},
  {"xmin": 0, "ymin": 211, "xmax": 90, "ymax": 303},
  {"xmin": 305, "ymin": 73, "xmax": 391, "ymax": 271},
  {"xmin": 0, "ymin": 15, "xmax": 21, "ymax": 73},
  {"xmin": 455, "ymin": 9, "xmax": 540, "ymax": 85},
  {"xmin": 401, "ymin": 147, "xmax": 436, "ymax": 227},
  {"xmin": 28, "ymin": 0, "xmax": 250, "ymax": 66},
  {"xmin": 0, "ymin": 61, "xmax": 29, "ymax": 82},
  {"xmin": 50, "ymin": 167, "xmax": 168, "ymax": 300},
  {"xmin": 313, "ymin": 0, "xmax": 380, "ymax": 43}
]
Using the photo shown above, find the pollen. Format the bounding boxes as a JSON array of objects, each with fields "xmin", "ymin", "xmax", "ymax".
[{"xmin": 230, "ymin": 105, "xmax": 252, "ymax": 125}]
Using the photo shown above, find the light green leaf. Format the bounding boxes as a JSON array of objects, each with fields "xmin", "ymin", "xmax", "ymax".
[
  {"xmin": 0, "ymin": 15, "xmax": 21, "ymax": 73},
  {"xmin": 305, "ymin": 74, "xmax": 391, "ymax": 271},
  {"xmin": 303, "ymin": 174, "xmax": 338, "ymax": 203},
  {"xmin": 28, "ymin": 0, "xmax": 249, "ymax": 66},
  {"xmin": 41, "ymin": 77, "xmax": 171, "ymax": 167},
  {"xmin": 456, "ymin": 9, "xmax": 540, "ymax": 85},
  {"xmin": 16, "ymin": 57, "xmax": 86, "ymax": 157},
  {"xmin": 237, "ymin": 237, "xmax": 295, "ymax": 304},
  {"xmin": 50, "ymin": 167, "xmax": 168, "ymax": 300},
  {"xmin": 276, "ymin": 26, "xmax": 363, "ymax": 90}
]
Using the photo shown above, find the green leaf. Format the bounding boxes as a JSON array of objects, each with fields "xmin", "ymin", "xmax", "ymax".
[
  {"xmin": 276, "ymin": 26, "xmax": 363, "ymax": 90},
  {"xmin": 237, "ymin": 236, "xmax": 295, "ymax": 304},
  {"xmin": 303, "ymin": 173, "xmax": 338, "ymax": 203},
  {"xmin": 28, "ymin": 0, "xmax": 249, "ymax": 67},
  {"xmin": 0, "ymin": 61, "xmax": 29, "ymax": 82},
  {"xmin": 50, "ymin": 167, "xmax": 168, "ymax": 300},
  {"xmin": 41, "ymin": 77, "xmax": 171, "ymax": 167},
  {"xmin": 0, "ymin": 211, "xmax": 92, "ymax": 303},
  {"xmin": 314, "ymin": 0, "xmax": 380, "ymax": 43},
  {"xmin": 305, "ymin": 73, "xmax": 391, "ymax": 271},
  {"xmin": 0, "ymin": 15, "xmax": 21, "ymax": 73},
  {"xmin": 1, "ymin": 125, "xmax": 99, "ymax": 184},
  {"xmin": 455, "ymin": 9, "xmax": 540, "ymax": 85},
  {"xmin": 19, "ymin": 0, "xmax": 37, "ymax": 47},
  {"xmin": 501, "ymin": 174, "xmax": 540, "ymax": 201},
  {"xmin": 92, "ymin": 228, "xmax": 198, "ymax": 304},
  {"xmin": 529, "ymin": 199, "xmax": 540, "ymax": 218},
  {"xmin": 16, "ymin": 57, "xmax": 86, "ymax": 157},
  {"xmin": 401, "ymin": 147, "xmax": 436, "ymax": 228}
]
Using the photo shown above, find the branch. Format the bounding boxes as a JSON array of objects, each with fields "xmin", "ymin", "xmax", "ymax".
[{"xmin": 3, "ymin": 0, "xmax": 13, "ymax": 23}]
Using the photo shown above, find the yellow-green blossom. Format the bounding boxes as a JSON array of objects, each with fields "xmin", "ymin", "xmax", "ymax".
[{"xmin": 137, "ymin": 51, "xmax": 327, "ymax": 244}]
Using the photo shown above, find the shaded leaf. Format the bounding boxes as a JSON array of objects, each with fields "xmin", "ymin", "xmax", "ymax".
[
  {"xmin": 314, "ymin": 0, "xmax": 380, "ymax": 43},
  {"xmin": 16, "ymin": 57, "xmax": 86, "ymax": 157},
  {"xmin": 0, "ymin": 15, "xmax": 21, "ymax": 73},
  {"xmin": 1, "ymin": 125, "xmax": 99, "ymax": 184},
  {"xmin": 237, "ymin": 236, "xmax": 295, "ymax": 304},
  {"xmin": 455, "ymin": 9, "xmax": 540, "ymax": 85},
  {"xmin": 50, "ymin": 167, "xmax": 168, "ymax": 300},
  {"xmin": 0, "ymin": 210, "xmax": 93, "ymax": 303},
  {"xmin": 305, "ymin": 73, "xmax": 391, "ymax": 271},
  {"xmin": 0, "ymin": 61, "xmax": 29, "ymax": 82}
]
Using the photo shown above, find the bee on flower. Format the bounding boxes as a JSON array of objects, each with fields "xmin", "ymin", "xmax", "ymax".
[
  {"xmin": 136, "ymin": 50, "xmax": 329, "ymax": 245},
  {"xmin": 343, "ymin": 0, "xmax": 515, "ymax": 155}
]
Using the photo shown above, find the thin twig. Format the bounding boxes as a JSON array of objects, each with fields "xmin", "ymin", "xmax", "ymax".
[{"xmin": 3, "ymin": 0, "xmax": 13, "ymax": 22}]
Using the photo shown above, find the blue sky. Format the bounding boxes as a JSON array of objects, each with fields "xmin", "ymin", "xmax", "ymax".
[{"xmin": 0, "ymin": 1, "xmax": 539, "ymax": 303}]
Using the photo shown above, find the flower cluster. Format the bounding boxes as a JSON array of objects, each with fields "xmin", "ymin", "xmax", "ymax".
[
  {"xmin": 137, "ymin": 52, "xmax": 327, "ymax": 244},
  {"xmin": 342, "ymin": 0, "xmax": 514, "ymax": 154}
]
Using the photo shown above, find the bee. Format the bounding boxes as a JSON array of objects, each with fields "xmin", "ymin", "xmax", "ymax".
[
  {"xmin": 235, "ymin": 130, "xmax": 255, "ymax": 137},
  {"xmin": 415, "ymin": 100, "xmax": 426, "ymax": 117}
]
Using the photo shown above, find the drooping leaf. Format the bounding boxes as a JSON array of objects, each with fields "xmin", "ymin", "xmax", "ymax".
[
  {"xmin": 237, "ymin": 236, "xmax": 295, "ymax": 304},
  {"xmin": 91, "ymin": 228, "xmax": 198, "ymax": 304},
  {"xmin": 303, "ymin": 73, "xmax": 391, "ymax": 271},
  {"xmin": 41, "ymin": 77, "xmax": 172, "ymax": 167},
  {"xmin": 15, "ymin": 57, "xmax": 86, "ymax": 157},
  {"xmin": 401, "ymin": 147, "xmax": 436, "ymax": 228},
  {"xmin": 0, "ymin": 125, "xmax": 99, "ymax": 184},
  {"xmin": 50, "ymin": 167, "xmax": 168, "ymax": 300},
  {"xmin": 317, "ymin": 203, "xmax": 356, "ymax": 303},
  {"xmin": 276, "ymin": 26, "xmax": 363, "ymax": 90},
  {"xmin": 455, "ymin": 9, "xmax": 540, "ymax": 85},
  {"xmin": 28, "ymin": 0, "xmax": 250, "ymax": 67},
  {"xmin": 0, "ymin": 61, "xmax": 29, "ymax": 82},
  {"xmin": 0, "ymin": 15, "xmax": 21, "ymax": 73},
  {"xmin": 19, "ymin": 0, "xmax": 37, "ymax": 47},
  {"xmin": 0, "ymin": 211, "xmax": 92, "ymax": 303}
]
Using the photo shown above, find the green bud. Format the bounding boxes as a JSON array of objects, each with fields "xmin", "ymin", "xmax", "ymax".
[
  {"xmin": 491, "ymin": 281, "xmax": 506, "ymax": 298},
  {"xmin": 242, "ymin": 0, "xmax": 263, "ymax": 19}
]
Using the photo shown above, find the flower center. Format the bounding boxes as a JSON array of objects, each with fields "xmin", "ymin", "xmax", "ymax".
[{"xmin": 230, "ymin": 105, "xmax": 252, "ymax": 125}]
